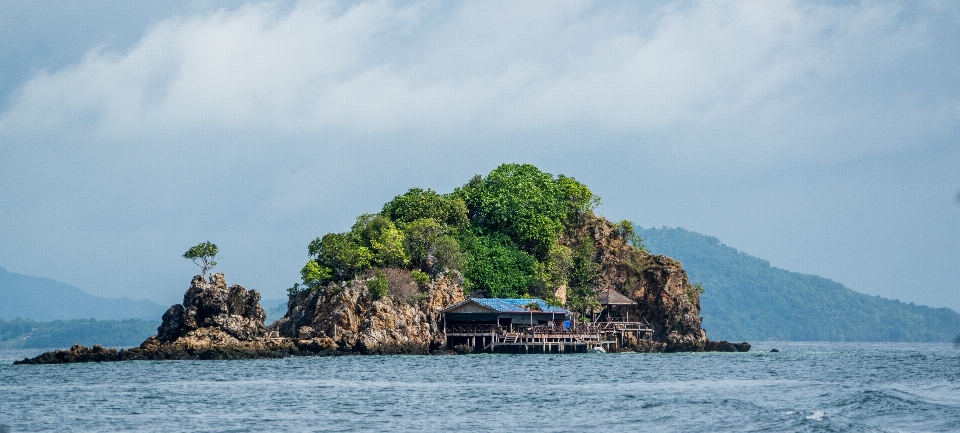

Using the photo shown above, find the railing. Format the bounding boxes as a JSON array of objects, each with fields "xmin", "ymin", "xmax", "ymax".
[
  {"xmin": 445, "ymin": 321, "xmax": 653, "ymax": 336},
  {"xmin": 445, "ymin": 324, "xmax": 499, "ymax": 334}
]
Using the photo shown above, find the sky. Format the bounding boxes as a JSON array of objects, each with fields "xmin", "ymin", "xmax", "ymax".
[{"xmin": 1, "ymin": 0, "xmax": 958, "ymax": 309}]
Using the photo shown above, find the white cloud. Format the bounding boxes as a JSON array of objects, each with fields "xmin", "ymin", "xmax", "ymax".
[
  {"xmin": 1, "ymin": 0, "xmax": 958, "ymax": 306},
  {"xmin": 3, "ymin": 0, "xmax": 954, "ymax": 160}
]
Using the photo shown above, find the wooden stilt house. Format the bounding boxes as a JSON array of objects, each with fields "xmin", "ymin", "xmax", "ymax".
[{"xmin": 595, "ymin": 288, "xmax": 637, "ymax": 322}]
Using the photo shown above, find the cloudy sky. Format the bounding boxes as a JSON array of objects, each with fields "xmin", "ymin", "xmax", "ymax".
[{"xmin": 1, "ymin": 0, "xmax": 958, "ymax": 310}]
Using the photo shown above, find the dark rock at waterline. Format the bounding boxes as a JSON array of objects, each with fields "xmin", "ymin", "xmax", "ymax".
[
  {"xmin": 15, "ymin": 343, "xmax": 119, "ymax": 364},
  {"xmin": 707, "ymin": 340, "xmax": 750, "ymax": 352},
  {"xmin": 662, "ymin": 340, "xmax": 751, "ymax": 353},
  {"xmin": 13, "ymin": 339, "xmax": 295, "ymax": 364}
]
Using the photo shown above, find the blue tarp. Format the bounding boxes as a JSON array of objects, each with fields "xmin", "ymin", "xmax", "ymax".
[{"xmin": 470, "ymin": 298, "xmax": 570, "ymax": 314}]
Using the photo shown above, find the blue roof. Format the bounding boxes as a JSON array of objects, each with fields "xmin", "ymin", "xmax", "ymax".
[{"xmin": 468, "ymin": 298, "xmax": 570, "ymax": 314}]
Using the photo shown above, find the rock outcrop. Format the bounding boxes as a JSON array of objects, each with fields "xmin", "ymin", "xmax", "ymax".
[
  {"xmin": 15, "ymin": 274, "xmax": 297, "ymax": 364},
  {"xmin": 563, "ymin": 217, "xmax": 749, "ymax": 352},
  {"xmin": 272, "ymin": 269, "xmax": 464, "ymax": 354},
  {"xmin": 157, "ymin": 273, "xmax": 268, "ymax": 343}
]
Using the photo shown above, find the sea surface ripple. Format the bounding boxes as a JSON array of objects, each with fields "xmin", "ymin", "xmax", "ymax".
[{"xmin": 2, "ymin": 341, "xmax": 959, "ymax": 432}]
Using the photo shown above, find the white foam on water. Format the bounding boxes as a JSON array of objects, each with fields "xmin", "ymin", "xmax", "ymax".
[{"xmin": 806, "ymin": 411, "xmax": 825, "ymax": 421}]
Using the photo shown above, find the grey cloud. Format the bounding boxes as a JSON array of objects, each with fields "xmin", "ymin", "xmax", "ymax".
[{"xmin": 1, "ymin": 0, "xmax": 958, "ymax": 309}]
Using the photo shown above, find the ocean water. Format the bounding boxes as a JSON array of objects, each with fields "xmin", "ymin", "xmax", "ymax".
[{"xmin": 1, "ymin": 342, "xmax": 959, "ymax": 432}]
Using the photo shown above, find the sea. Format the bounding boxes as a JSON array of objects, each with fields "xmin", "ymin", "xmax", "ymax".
[{"xmin": 1, "ymin": 341, "xmax": 959, "ymax": 432}]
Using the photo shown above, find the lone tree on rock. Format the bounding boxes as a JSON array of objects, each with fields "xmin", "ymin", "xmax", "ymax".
[{"xmin": 183, "ymin": 241, "xmax": 218, "ymax": 278}]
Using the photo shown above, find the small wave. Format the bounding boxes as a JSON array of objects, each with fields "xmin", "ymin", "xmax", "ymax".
[{"xmin": 805, "ymin": 410, "xmax": 825, "ymax": 421}]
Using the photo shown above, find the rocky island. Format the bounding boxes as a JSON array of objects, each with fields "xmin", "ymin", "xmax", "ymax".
[{"xmin": 16, "ymin": 164, "xmax": 747, "ymax": 364}]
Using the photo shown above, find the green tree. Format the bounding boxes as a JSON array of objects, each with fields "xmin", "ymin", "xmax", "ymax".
[
  {"xmin": 300, "ymin": 260, "xmax": 332, "ymax": 291},
  {"xmin": 308, "ymin": 232, "xmax": 372, "ymax": 280},
  {"xmin": 403, "ymin": 218, "xmax": 465, "ymax": 274},
  {"xmin": 367, "ymin": 270, "xmax": 389, "ymax": 300},
  {"xmin": 532, "ymin": 243, "xmax": 573, "ymax": 296},
  {"xmin": 382, "ymin": 188, "xmax": 468, "ymax": 229},
  {"xmin": 460, "ymin": 231, "xmax": 536, "ymax": 298},
  {"xmin": 557, "ymin": 174, "xmax": 600, "ymax": 226},
  {"xmin": 567, "ymin": 236, "xmax": 600, "ymax": 314},
  {"xmin": 615, "ymin": 220, "xmax": 649, "ymax": 252},
  {"xmin": 455, "ymin": 164, "xmax": 566, "ymax": 258},
  {"xmin": 183, "ymin": 241, "xmax": 218, "ymax": 278},
  {"xmin": 352, "ymin": 214, "xmax": 409, "ymax": 267}
]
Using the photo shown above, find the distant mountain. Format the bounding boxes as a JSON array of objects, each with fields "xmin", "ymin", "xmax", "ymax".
[
  {"xmin": 0, "ymin": 318, "xmax": 161, "ymax": 349},
  {"xmin": 639, "ymin": 227, "xmax": 960, "ymax": 342},
  {"xmin": 261, "ymin": 298, "xmax": 288, "ymax": 325},
  {"xmin": 0, "ymin": 266, "xmax": 168, "ymax": 321}
]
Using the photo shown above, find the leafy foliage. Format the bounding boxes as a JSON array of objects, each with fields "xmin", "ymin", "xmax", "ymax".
[
  {"xmin": 403, "ymin": 218, "xmax": 464, "ymax": 274},
  {"xmin": 296, "ymin": 163, "xmax": 605, "ymax": 307},
  {"xmin": 687, "ymin": 282, "xmax": 705, "ymax": 304},
  {"xmin": 566, "ymin": 236, "xmax": 601, "ymax": 314},
  {"xmin": 367, "ymin": 270, "xmax": 389, "ymax": 301},
  {"xmin": 183, "ymin": 241, "xmax": 218, "ymax": 277},
  {"xmin": 308, "ymin": 232, "xmax": 371, "ymax": 281},
  {"xmin": 532, "ymin": 243, "xmax": 573, "ymax": 297},
  {"xmin": 459, "ymin": 231, "xmax": 537, "ymax": 298},
  {"xmin": 455, "ymin": 163, "xmax": 597, "ymax": 258},
  {"xmin": 614, "ymin": 220, "xmax": 648, "ymax": 252},
  {"xmin": 381, "ymin": 188, "xmax": 468, "ymax": 229},
  {"xmin": 411, "ymin": 269, "xmax": 429, "ymax": 284},
  {"xmin": 300, "ymin": 260, "xmax": 331, "ymax": 292}
]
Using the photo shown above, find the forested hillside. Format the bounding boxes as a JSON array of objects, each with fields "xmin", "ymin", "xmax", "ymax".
[{"xmin": 640, "ymin": 227, "xmax": 960, "ymax": 342}]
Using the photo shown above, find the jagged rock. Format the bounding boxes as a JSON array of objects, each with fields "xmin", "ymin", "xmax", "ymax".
[
  {"xmin": 295, "ymin": 337, "xmax": 338, "ymax": 354},
  {"xmin": 563, "ymin": 217, "xmax": 709, "ymax": 350},
  {"xmin": 158, "ymin": 273, "xmax": 267, "ymax": 343},
  {"xmin": 15, "ymin": 274, "xmax": 291, "ymax": 364},
  {"xmin": 273, "ymin": 269, "xmax": 464, "ymax": 354},
  {"xmin": 157, "ymin": 304, "xmax": 188, "ymax": 341}
]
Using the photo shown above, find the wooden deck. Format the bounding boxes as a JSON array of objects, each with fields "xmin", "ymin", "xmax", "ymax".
[{"xmin": 444, "ymin": 321, "xmax": 654, "ymax": 354}]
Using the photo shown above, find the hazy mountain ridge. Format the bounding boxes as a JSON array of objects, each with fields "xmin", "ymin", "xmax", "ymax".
[
  {"xmin": 0, "ymin": 318, "xmax": 161, "ymax": 349},
  {"xmin": 639, "ymin": 227, "xmax": 960, "ymax": 342},
  {"xmin": 0, "ymin": 266, "xmax": 167, "ymax": 321}
]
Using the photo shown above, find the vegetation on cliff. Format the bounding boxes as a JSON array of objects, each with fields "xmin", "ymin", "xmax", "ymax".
[
  {"xmin": 290, "ymin": 163, "xmax": 652, "ymax": 312},
  {"xmin": 277, "ymin": 163, "xmax": 713, "ymax": 352}
]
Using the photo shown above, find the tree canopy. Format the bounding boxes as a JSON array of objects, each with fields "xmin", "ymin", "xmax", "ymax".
[
  {"xmin": 292, "ymin": 163, "xmax": 609, "ymax": 304},
  {"xmin": 183, "ymin": 241, "xmax": 218, "ymax": 278}
]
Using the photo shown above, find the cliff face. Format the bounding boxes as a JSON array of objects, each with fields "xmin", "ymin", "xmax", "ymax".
[
  {"xmin": 272, "ymin": 270, "xmax": 464, "ymax": 354},
  {"xmin": 563, "ymin": 217, "xmax": 709, "ymax": 351}
]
